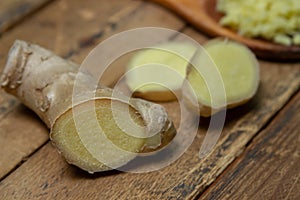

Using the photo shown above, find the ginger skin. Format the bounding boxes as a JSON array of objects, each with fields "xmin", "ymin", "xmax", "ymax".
[{"xmin": 1, "ymin": 40, "xmax": 176, "ymax": 173}]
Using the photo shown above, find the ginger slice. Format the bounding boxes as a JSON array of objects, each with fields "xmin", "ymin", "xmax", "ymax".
[
  {"xmin": 126, "ymin": 42, "xmax": 196, "ymax": 102},
  {"xmin": 184, "ymin": 38, "xmax": 260, "ymax": 117}
]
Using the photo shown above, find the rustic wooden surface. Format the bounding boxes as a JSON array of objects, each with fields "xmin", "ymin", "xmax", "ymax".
[
  {"xmin": 0, "ymin": 0, "xmax": 53, "ymax": 33},
  {"xmin": 200, "ymin": 92, "xmax": 300, "ymax": 200},
  {"xmin": 0, "ymin": 0, "xmax": 299, "ymax": 199}
]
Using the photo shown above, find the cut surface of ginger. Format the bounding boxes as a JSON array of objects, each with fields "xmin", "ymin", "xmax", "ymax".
[
  {"xmin": 51, "ymin": 99, "xmax": 147, "ymax": 173},
  {"xmin": 185, "ymin": 38, "xmax": 259, "ymax": 117},
  {"xmin": 126, "ymin": 42, "xmax": 196, "ymax": 101}
]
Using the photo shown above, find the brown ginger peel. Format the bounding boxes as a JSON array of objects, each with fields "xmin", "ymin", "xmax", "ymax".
[{"xmin": 0, "ymin": 40, "xmax": 176, "ymax": 173}]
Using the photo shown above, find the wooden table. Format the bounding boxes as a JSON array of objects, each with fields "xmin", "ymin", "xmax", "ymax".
[{"xmin": 0, "ymin": 0, "xmax": 299, "ymax": 199}]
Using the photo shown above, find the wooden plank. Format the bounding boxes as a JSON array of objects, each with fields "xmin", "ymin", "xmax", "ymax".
[
  {"xmin": 0, "ymin": 0, "xmax": 185, "ymax": 179},
  {"xmin": 0, "ymin": 105, "xmax": 48, "ymax": 179},
  {"xmin": 0, "ymin": 0, "xmax": 54, "ymax": 33},
  {"xmin": 0, "ymin": 26, "xmax": 299, "ymax": 199},
  {"xmin": 200, "ymin": 91, "xmax": 300, "ymax": 200},
  {"xmin": 0, "ymin": 0, "xmax": 143, "ymax": 68}
]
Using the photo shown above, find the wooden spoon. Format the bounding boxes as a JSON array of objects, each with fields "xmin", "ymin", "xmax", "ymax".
[{"xmin": 151, "ymin": 0, "xmax": 300, "ymax": 61}]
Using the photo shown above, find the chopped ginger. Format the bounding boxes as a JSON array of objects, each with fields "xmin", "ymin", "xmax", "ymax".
[{"xmin": 217, "ymin": 0, "xmax": 300, "ymax": 46}]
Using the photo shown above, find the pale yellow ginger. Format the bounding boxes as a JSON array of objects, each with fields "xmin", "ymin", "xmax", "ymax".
[
  {"xmin": 184, "ymin": 38, "xmax": 260, "ymax": 117},
  {"xmin": 126, "ymin": 42, "xmax": 196, "ymax": 102},
  {"xmin": 217, "ymin": 0, "xmax": 300, "ymax": 46}
]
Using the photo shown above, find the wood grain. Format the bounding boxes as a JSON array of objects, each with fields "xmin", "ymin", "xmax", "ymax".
[
  {"xmin": 0, "ymin": 0, "xmax": 54, "ymax": 33},
  {"xmin": 0, "ymin": 28, "xmax": 299, "ymax": 199},
  {"xmin": 0, "ymin": 0, "xmax": 142, "ymax": 68},
  {"xmin": 0, "ymin": 0, "xmax": 300, "ymax": 199},
  {"xmin": 0, "ymin": 105, "xmax": 48, "ymax": 179},
  {"xmin": 200, "ymin": 91, "xmax": 300, "ymax": 200}
]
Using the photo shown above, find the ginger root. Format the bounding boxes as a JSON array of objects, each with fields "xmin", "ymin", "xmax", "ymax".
[{"xmin": 0, "ymin": 40, "xmax": 176, "ymax": 173}]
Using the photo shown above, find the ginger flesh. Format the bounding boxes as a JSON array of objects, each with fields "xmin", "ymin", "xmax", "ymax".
[
  {"xmin": 51, "ymin": 99, "xmax": 147, "ymax": 172},
  {"xmin": 0, "ymin": 40, "xmax": 176, "ymax": 173},
  {"xmin": 217, "ymin": 0, "xmax": 300, "ymax": 46},
  {"xmin": 126, "ymin": 42, "xmax": 196, "ymax": 102},
  {"xmin": 184, "ymin": 38, "xmax": 260, "ymax": 117}
]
